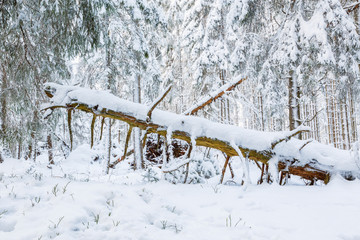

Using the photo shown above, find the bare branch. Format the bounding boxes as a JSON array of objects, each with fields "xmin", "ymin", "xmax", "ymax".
[
  {"xmin": 299, "ymin": 140, "xmax": 313, "ymax": 152},
  {"xmin": 344, "ymin": 1, "xmax": 360, "ymax": 13},
  {"xmin": 184, "ymin": 77, "xmax": 247, "ymax": 115},
  {"xmin": 147, "ymin": 85, "xmax": 172, "ymax": 121}
]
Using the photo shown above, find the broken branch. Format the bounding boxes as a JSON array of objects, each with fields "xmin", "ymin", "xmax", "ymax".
[
  {"xmin": 184, "ymin": 77, "xmax": 247, "ymax": 115},
  {"xmin": 147, "ymin": 85, "xmax": 172, "ymax": 122}
]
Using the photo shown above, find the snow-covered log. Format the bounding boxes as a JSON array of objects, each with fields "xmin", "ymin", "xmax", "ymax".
[{"xmin": 43, "ymin": 83, "xmax": 360, "ymax": 183}]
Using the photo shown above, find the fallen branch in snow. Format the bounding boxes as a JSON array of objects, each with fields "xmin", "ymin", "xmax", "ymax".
[
  {"xmin": 43, "ymin": 83, "xmax": 359, "ymax": 184},
  {"xmin": 184, "ymin": 77, "xmax": 247, "ymax": 115}
]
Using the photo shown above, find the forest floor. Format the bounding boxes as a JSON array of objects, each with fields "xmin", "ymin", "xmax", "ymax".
[{"xmin": 1, "ymin": 150, "xmax": 360, "ymax": 240}]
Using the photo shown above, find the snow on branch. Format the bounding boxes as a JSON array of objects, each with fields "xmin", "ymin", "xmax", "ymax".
[
  {"xmin": 183, "ymin": 76, "xmax": 247, "ymax": 115},
  {"xmin": 271, "ymin": 125, "xmax": 311, "ymax": 150},
  {"xmin": 344, "ymin": 2, "xmax": 360, "ymax": 13}
]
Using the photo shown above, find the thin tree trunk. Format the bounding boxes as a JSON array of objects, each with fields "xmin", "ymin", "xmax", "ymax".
[
  {"xmin": 47, "ymin": 134, "xmax": 54, "ymax": 164},
  {"xmin": 27, "ymin": 144, "xmax": 32, "ymax": 160},
  {"xmin": 90, "ymin": 114, "xmax": 96, "ymax": 148},
  {"xmin": 331, "ymin": 79, "xmax": 337, "ymax": 147},
  {"xmin": 289, "ymin": 74, "xmax": 294, "ymax": 130},
  {"xmin": 17, "ymin": 140, "xmax": 21, "ymax": 159},
  {"xmin": 67, "ymin": 109, "xmax": 73, "ymax": 151},
  {"xmin": 133, "ymin": 74, "xmax": 143, "ymax": 169},
  {"xmin": 340, "ymin": 103, "xmax": 346, "ymax": 149},
  {"xmin": 296, "ymin": 84, "xmax": 301, "ymax": 139},
  {"xmin": 345, "ymin": 98, "xmax": 351, "ymax": 149},
  {"xmin": 106, "ymin": 119, "xmax": 112, "ymax": 174},
  {"xmin": 1, "ymin": 65, "xmax": 7, "ymax": 139},
  {"xmin": 288, "ymin": 71, "xmax": 300, "ymax": 132},
  {"xmin": 350, "ymin": 93, "xmax": 357, "ymax": 143}
]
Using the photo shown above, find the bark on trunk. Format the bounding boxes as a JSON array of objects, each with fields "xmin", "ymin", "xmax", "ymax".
[
  {"xmin": 1, "ymin": 65, "xmax": 7, "ymax": 138},
  {"xmin": 133, "ymin": 74, "xmax": 143, "ymax": 169},
  {"xmin": 47, "ymin": 134, "xmax": 54, "ymax": 164},
  {"xmin": 288, "ymin": 70, "xmax": 301, "ymax": 133}
]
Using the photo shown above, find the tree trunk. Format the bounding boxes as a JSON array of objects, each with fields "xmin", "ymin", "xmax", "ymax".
[
  {"xmin": 1, "ymin": 65, "xmax": 7, "ymax": 139},
  {"xmin": 47, "ymin": 134, "xmax": 54, "ymax": 164},
  {"xmin": 288, "ymin": 70, "xmax": 301, "ymax": 134},
  {"xmin": 106, "ymin": 119, "xmax": 112, "ymax": 174},
  {"xmin": 133, "ymin": 74, "xmax": 143, "ymax": 169},
  {"xmin": 17, "ymin": 140, "xmax": 22, "ymax": 159}
]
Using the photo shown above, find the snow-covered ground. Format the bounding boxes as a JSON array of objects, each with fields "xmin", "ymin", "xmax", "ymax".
[{"xmin": 1, "ymin": 154, "xmax": 360, "ymax": 240}]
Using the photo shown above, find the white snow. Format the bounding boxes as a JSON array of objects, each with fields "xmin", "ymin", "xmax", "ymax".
[{"xmin": 1, "ymin": 156, "xmax": 360, "ymax": 240}]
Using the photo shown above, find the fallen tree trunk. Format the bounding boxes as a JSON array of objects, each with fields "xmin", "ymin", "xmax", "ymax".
[{"xmin": 43, "ymin": 83, "xmax": 359, "ymax": 184}]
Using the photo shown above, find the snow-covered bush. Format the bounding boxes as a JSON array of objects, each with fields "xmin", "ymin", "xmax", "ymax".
[
  {"xmin": 164, "ymin": 157, "xmax": 220, "ymax": 184},
  {"xmin": 142, "ymin": 167, "xmax": 162, "ymax": 183}
]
